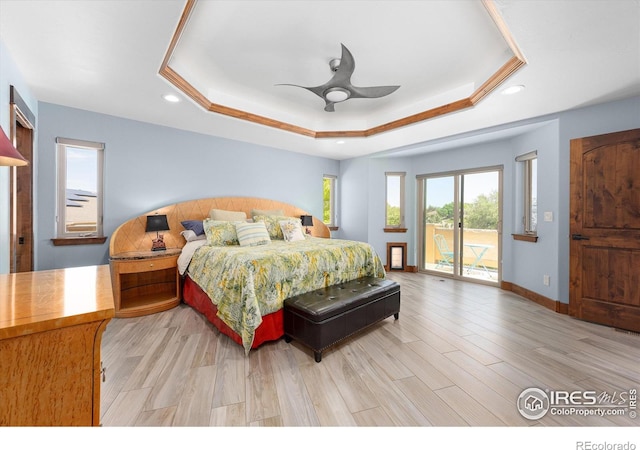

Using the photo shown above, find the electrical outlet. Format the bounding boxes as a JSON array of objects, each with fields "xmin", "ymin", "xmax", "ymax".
[{"xmin": 543, "ymin": 275, "xmax": 550, "ymax": 286}]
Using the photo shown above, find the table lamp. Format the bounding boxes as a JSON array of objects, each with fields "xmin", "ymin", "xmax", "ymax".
[
  {"xmin": 300, "ymin": 215, "xmax": 313, "ymax": 235},
  {"xmin": 146, "ymin": 214, "xmax": 170, "ymax": 251}
]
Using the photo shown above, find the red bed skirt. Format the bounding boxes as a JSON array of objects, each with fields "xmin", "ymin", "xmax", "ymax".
[{"xmin": 182, "ymin": 275, "xmax": 284, "ymax": 349}]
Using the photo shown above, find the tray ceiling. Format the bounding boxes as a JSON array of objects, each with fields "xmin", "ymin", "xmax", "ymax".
[{"xmin": 0, "ymin": 0, "xmax": 638, "ymax": 159}]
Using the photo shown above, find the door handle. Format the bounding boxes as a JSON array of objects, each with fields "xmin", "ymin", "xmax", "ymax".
[{"xmin": 572, "ymin": 234, "xmax": 590, "ymax": 241}]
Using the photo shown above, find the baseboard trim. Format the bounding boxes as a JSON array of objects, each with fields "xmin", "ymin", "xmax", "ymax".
[
  {"xmin": 501, "ymin": 281, "xmax": 568, "ymax": 314},
  {"xmin": 385, "ymin": 265, "xmax": 418, "ymax": 273}
]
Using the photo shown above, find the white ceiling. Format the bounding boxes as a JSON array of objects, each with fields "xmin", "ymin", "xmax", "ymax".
[{"xmin": 0, "ymin": 0, "xmax": 639, "ymax": 160}]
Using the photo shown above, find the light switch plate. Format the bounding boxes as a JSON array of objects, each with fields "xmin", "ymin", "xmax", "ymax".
[{"xmin": 544, "ymin": 211, "xmax": 553, "ymax": 222}]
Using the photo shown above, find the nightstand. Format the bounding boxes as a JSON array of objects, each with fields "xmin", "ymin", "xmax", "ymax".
[{"xmin": 109, "ymin": 248, "xmax": 181, "ymax": 318}]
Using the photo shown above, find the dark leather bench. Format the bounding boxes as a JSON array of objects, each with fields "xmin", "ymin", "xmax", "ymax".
[{"xmin": 283, "ymin": 277, "xmax": 400, "ymax": 362}]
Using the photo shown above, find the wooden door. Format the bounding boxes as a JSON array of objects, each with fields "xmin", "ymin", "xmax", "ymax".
[
  {"xmin": 569, "ymin": 128, "xmax": 640, "ymax": 332},
  {"xmin": 9, "ymin": 86, "xmax": 35, "ymax": 273},
  {"xmin": 10, "ymin": 123, "xmax": 33, "ymax": 272}
]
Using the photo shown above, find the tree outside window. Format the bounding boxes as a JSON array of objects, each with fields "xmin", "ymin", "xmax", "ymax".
[
  {"xmin": 385, "ymin": 172, "xmax": 405, "ymax": 228},
  {"xmin": 323, "ymin": 175, "xmax": 337, "ymax": 227}
]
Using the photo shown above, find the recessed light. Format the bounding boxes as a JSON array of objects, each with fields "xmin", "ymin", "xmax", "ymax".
[
  {"xmin": 163, "ymin": 94, "xmax": 180, "ymax": 103},
  {"xmin": 336, "ymin": 140, "xmax": 345, "ymax": 145},
  {"xmin": 501, "ymin": 85, "xmax": 525, "ymax": 95}
]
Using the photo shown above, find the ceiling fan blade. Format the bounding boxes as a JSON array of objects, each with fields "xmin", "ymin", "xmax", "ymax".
[
  {"xmin": 275, "ymin": 83, "xmax": 325, "ymax": 98},
  {"xmin": 350, "ymin": 85, "xmax": 400, "ymax": 99},
  {"xmin": 339, "ymin": 44, "xmax": 355, "ymax": 71},
  {"xmin": 329, "ymin": 44, "xmax": 355, "ymax": 86}
]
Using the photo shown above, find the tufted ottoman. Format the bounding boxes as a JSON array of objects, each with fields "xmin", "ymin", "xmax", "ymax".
[{"xmin": 283, "ymin": 277, "xmax": 400, "ymax": 362}]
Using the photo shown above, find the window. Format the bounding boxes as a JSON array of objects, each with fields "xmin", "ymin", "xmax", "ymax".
[
  {"xmin": 56, "ymin": 137, "xmax": 104, "ymax": 238},
  {"xmin": 516, "ymin": 150, "xmax": 537, "ymax": 234},
  {"xmin": 323, "ymin": 174, "xmax": 337, "ymax": 228},
  {"xmin": 385, "ymin": 172, "xmax": 405, "ymax": 229}
]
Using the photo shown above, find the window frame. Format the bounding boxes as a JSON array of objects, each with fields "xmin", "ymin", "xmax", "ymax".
[
  {"xmin": 55, "ymin": 137, "xmax": 105, "ymax": 239},
  {"xmin": 516, "ymin": 150, "xmax": 537, "ymax": 236},
  {"xmin": 323, "ymin": 174, "xmax": 337, "ymax": 228},
  {"xmin": 385, "ymin": 171, "xmax": 406, "ymax": 230}
]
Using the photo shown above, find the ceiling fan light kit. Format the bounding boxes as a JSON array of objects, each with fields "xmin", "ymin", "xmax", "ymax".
[
  {"xmin": 278, "ymin": 44, "xmax": 400, "ymax": 112},
  {"xmin": 324, "ymin": 87, "xmax": 351, "ymax": 103}
]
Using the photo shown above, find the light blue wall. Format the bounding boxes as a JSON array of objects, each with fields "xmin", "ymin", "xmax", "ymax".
[
  {"xmin": 339, "ymin": 96, "xmax": 640, "ymax": 304},
  {"xmin": 0, "ymin": 39, "xmax": 38, "ymax": 274},
  {"xmin": 333, "ymin": 157, "xmax": 369, "ymax": 243},
  {"xmin": 508, "ymin": 121, "xmax": 560, "ymax": 299},
  {"xmin": 36, "ymin": 102, "xmax": 339, "ymax": 270}
]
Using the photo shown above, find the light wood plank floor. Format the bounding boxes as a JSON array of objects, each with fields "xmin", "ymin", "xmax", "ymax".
[{"xmin": 100, "ymin": 272, "xmax": 639, "ymax": 427}]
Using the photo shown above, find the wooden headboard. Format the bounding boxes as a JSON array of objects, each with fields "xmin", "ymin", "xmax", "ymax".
[{"xmin": 109, "ymin": 196, "xmax": 331, "ymax": 256}]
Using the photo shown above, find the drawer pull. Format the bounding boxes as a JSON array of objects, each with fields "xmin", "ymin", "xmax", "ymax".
[{"xmin": 150, "ymin": 263, "xmax": 154, "ymax": 267}]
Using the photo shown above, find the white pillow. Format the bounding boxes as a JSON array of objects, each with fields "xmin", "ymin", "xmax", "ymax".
[
  {"xmin": 210, "ymin": 209, "xmax": 247, "ymax": 221},
  {"xmin": 251, "ymin": 208, "xmax": 284, "ymax": 217},
  {"xmin": 181, "ymin": 229, "xmax": 206, "ymax": 242},
  {"xmin": 177, "ymin": 239, "xmax": 207, "ymax": 275},
  {"xmin": 280, "ymin": 220, "xmax": 305, "ymax": 242},
  {"xmin": 235, "ymin": 221, "xmax": 271, "ymax": 247}
]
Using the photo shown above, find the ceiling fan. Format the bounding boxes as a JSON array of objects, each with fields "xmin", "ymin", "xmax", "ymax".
[{"xmin": 277, "ymin": 44, "xmax": 400, "ymax": 112}]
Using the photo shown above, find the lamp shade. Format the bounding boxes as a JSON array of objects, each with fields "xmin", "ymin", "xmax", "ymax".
[
  {"xmin": 146, "ymin": 214, "xmax": 170, "ymax": 233},
  {"xmin": 300, "ymin": 215, "xmax": 313, "ymax": 227},
  {"xmin": 0, "ymin": 126, "xmax": 28, "ymax": 166}
]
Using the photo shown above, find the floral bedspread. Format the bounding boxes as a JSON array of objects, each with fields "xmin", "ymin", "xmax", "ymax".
[{"xmin": 187, "ymin": 237, "xmax": 385, "ymax": 353}]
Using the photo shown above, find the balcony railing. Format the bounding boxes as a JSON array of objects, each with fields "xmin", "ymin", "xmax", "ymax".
[{"xmin": 424, "ymin": 223, "xmax": 499, "ymax": 280}]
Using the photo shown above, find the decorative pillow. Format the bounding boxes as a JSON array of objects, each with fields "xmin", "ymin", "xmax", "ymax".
[
  {"xmin": 280, "ymin": 220, "xmax": 305, "ymax": 242},
  {"xmin": 251, "ymin": 208, "xmax": 284, "ymax": 217},
  {"xmin": 252, "ymin": 215, "xmax": 296, "ymax": 240},
  {"xmin": 181, "ymin": 229, "xmax": 206, "ymax": 243},
  {"xmin": 210, "ymin": 209, "xmax": 247, "ymax": 221},
  {"xmin": 203, "ymin": 219, "xmax": 241, "ymax": 246},
  {"xmin": 181, "ymin": 220, "xmax": 204, "ymax": 236},
  {"xmin": 235, "ymin": 221, "xmax": 271, "ymax": 247}
]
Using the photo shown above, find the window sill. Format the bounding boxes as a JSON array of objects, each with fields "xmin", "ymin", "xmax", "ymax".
[
  {"xmin": 384, "ymin": 227, "xmax": 408, "ymax": 233},
  {"xmin": 328, "ymin": 226, "xmax": 339, "ymax": 231},
  {"xmin": 512, "ymin": 233, "xmax": 538, "ymax": 243},
  {"xmin": 51, "ymin": 236, "xmax": 107, "ymax": 246}
]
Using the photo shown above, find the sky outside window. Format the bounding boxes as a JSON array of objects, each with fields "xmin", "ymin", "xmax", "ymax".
[{"xmin": 66, "ymin": 146, "xmax": 97, "ymax": 193}]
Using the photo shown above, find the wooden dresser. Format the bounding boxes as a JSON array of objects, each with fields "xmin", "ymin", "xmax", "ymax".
[{"xmin": 0, "ymin": 265, "xmax": 114, "ymax": 426}]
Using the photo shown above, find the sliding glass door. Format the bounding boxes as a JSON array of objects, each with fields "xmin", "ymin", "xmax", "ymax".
[
  {"xmin": 418, "ymin": 167, "xmax": 502, "ymax": 284},
  {"xmin": 421, "ymin": 175, "xmax": 457, "ymax": 275}
]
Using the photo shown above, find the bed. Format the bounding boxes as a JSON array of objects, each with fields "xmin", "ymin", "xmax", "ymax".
[{"xmin": 109, "ymin": 197, "xmax": 385, "ymax": 353}]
